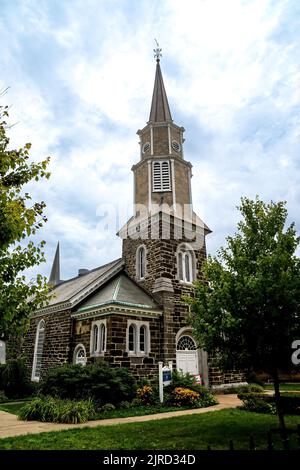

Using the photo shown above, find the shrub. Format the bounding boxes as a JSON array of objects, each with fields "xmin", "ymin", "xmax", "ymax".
[
  {"xmin": 168, "ymin": 370, "xmax": 196, "ymax": 389},
  {"xmin": 275, "ymin": 393, "xmax": 300, "ymax": 415},
  {"xmin": 87, "ymin": 364, "xmax": 137, "ymax": 405},
  {"xmin": 136, "ymin": 385, "xmax": 157, "ymax": 406},
  {"xmin": 0, "ymin": 358, "xmax": 33, "ymax": 398},
  {"xmin": 0, "ymin": 390, "xmax": 7, "ymax": 402},
  {"xmin": 0, "ymin": 364, "xmax": 5, "ymax": 387},
  {"xmin": 223, "ymin": 384, "xmax": 265, "ymax": 394},
  {"xmin": 100, "ymin": 403, "xmax": 116, "ymax": 412},
  {"xmin": 171, "ymin": 387, "xmax": 200, "ymax": 407},
  {"xmin": 241, "ymin": 396, "xmax": 276, "ymax": 414},
  {"xmin": 39, "ymin": 364, "xmax": 88, "ymax": 399},
  {"xmin": 136, "ymin": 377, "xmax": 151, "ymax": 388},
  {"xmin": 130, "ymin": 397, "xmax": 142, "ymax": 407},
  {"xmin": 40, "ymin": 363, "xmax": 137, "ymax": 405},
  {"xmin": 18, "ymin": 397, "xmax": 58, "ymax": 422},
  {"xmin": 119, "ymin": 401, "xmax": 132, "ymax": 409},
  {"xmin": 163, "ymin": 371, "xmax": 217, "ymax": 408},
  {"xmin": 58, "ymin": 400, "xmax": 95, "ymax": 424},
  {"xmin": 245, "ymin": 371, "xmax": 265, "ymax": 387},
  {"xmin": 238, "ymin": 392, "xmax": 300, "ymax": 415},
  {"xmin": 196, "ymin": 389, "xmax": 218, "ymax": 407},
  {"xmin": 18, "ymin": 396, "xmax": 95, "ymax": 423}
]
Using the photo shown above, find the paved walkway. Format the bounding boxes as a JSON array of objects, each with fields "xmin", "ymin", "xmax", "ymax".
[{"xmin": 0, "ymin": 394, "xmax": 241, "ymax": 439}]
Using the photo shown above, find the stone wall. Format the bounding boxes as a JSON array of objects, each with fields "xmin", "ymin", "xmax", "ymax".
[
  {"xmin": 208, "ymin": 357, "xmax": 246, "ymax": 387},
  {"xmin": 122, "ymin": 213, "xmax": 206, "ymax": 292},
  {"xmin": 139, "ymin": 123, "xmax": 184, "ymax": 160},
  {"xmin": 72, "ymin": 313, "xmax": 162, "ymax": 381},
  {"xmin": 121, "ymin": 212, "xmax": 246, "ymax": 387},
  {"xmin": 153, "ymin": 126, "xmax": 169, "ymax": 155},
  {"xmin": 133, "ymin": 155, "xmax": 192, "ymax": 209},
  {"xmin": 122, "ymin": 212, "xmax": 207, "ymax": 365},
  {"xmin": 23, "ymin": 310, "xmax": 72, "ymax": 380}
]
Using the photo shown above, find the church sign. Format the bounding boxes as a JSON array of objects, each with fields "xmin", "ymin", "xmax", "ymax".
[
  {"xmin": 158, "ymin": 361, "xmax": 173, "ymax": 402},
  {"xmin": 162, "ymin": 368, "xmax": 171, "ymax": 385}
]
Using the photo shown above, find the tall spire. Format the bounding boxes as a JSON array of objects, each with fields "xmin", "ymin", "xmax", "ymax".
[
  {"xmin": 149, "ymin": 42, "xmax": 172, "ymax": 123},
  {"xmin": 48, "ymin": 242, "xmax": 60, "ymax": 287}
]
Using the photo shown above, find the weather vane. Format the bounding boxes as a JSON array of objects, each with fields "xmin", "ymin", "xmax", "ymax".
[{"xmin": 153, "ymin": 39, "xmax": 162, "ymax": 62}]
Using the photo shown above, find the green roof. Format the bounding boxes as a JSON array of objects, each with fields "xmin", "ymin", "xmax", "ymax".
[{"xmin": 76, "ymin": 274, "xmax": 160, "ymax": 313}]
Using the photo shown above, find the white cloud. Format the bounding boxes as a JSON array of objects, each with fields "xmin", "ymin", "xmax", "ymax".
[{"xmin": 1, "ymin": 0, "xmax": 300, "ymax": 279}]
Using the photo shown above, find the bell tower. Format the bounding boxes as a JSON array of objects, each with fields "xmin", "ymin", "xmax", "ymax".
[
  {"xmin": 133, "ymin": 52, "xmax": 193, "ymax": 217},
  {"xmin": 119, "ymin": 46, "xmax": 211, "ymax": 370}
]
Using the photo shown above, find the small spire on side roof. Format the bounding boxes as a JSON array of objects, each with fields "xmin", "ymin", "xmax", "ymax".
[{"xmin": 48, "ymin": 242, "xmax": 60, "ymax": 287}]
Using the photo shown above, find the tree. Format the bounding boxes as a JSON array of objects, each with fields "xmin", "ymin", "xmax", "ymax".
[
  {"xmin": 186, "ymin": 197, "xmax": 300, "ymax": 433},
  {"xmin": 0, "ymin": 103, "xmax": 51, "ymax": 338}
]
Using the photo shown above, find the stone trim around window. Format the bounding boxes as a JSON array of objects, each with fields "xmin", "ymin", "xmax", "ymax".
[
  {"xmin": 175, "ymin": 242, "xmax": 197, "ymax": 284},
  {"xmin": 126, "ymin": 319, "xmax": 150, "ymax": 357},
  {"xmin": 90, "ymin": 319, "xmax": 107, "ymax": 357},
  {"xmin": 73, "ymin": 343, "xmax": 87, "ymax": 366},
  {"xmin": 135, "ymin": 244, "xmax": 148, "ymax": 280},
  {"xmin": 31, "ymin": 319, "xmax": 46, "ymax": 382}
]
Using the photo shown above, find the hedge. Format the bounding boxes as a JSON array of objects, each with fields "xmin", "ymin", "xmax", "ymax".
[
  {"xmin": 40, "ymin": 363, "xmax": 137, "ymax": 405},
  {"xmin": 0, "ymin": 358, "xmax": 33, "ymax": 398},
  {"xmin": 238, "ymin": 392, "xmax": 300, "ymax": 415}
]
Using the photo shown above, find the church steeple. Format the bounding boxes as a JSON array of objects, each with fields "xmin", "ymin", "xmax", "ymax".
[
  {"xmin": 48, "ymin": 242, "xmax": 61, "ymax": 287},
  {"xmin": 131, "ymin": 45, "xmax": 195, "ymax": 217},
  {"xmin": 149, "ymin": 59, "xmax": 172, "ymax": 123}
]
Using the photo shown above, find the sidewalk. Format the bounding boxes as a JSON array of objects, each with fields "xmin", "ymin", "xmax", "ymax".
[{"xmin": 0, "ymin": 394, "xmax": 241, "ymax": 439}]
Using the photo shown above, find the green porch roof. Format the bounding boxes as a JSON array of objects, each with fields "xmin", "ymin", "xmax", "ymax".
[{"xmin": 76, "ymin": 273, "xmax": 160, "ymax": 313}]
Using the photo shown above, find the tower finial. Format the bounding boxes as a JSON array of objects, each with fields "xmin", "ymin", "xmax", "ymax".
[{"xmin": 153, "ymin": 39, "xmax": 162, "ymax": 62}]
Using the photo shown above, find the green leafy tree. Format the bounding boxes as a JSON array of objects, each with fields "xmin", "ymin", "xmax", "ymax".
[
  {"xmin": 0, "ymin": 103, "xmax": 50, "ymax": 339},
  {"xmin": 186, "ymin": 197, "xmax": 300, "ymax": 433}
]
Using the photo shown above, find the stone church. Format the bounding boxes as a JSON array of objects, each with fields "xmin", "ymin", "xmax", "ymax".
[{"xmin": 24, "ymin": 51, "xmax": 244, "ymax": 390}]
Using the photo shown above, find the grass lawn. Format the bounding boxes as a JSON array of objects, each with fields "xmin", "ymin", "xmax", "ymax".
[
  {"xmin": 0, "ymin": 402, "xmax": 29, "ymax": 415},
  {"xmin": 264, "ymin": 383, "xmax": 300, "ymax": 392},
  {"xmin": 92, "ymin": 405, "xmax": 202, "ymax": 420},
  {"xmin": 0, "ymin": 401, "xmax": 215, "ymax": 420},
  {"xmin": 0, "ymin": 409, "xmax": 299, "ymax": 450}
]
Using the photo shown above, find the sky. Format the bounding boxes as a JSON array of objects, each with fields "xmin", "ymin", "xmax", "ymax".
[{"xmin": 1, "ymin": 0, "xmax": 300, "ymax": 281}]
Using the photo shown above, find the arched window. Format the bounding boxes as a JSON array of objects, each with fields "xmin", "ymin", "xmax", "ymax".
[
  {"xmin": 74, "ymin": 344, "xmax": 87, "ymax": 366},
  {"xmin": 178, "ymin": 251, "xmax": 183, "ymax": 280},
  {"xmin": 177, "ymin": 335, "xmax": 197, "ymax": 351},
  {"xmin": 92, "ymin": 324, "xmax": 99, "ymax": 353},
  {"xmin": 99, "ymin": 323, "xmax": 106, "ymax": 353},
  {"xmin": 32, "ymin": 319, "xmax": 45, "ymax": 381},
  {"xmin": 127, "ymin": 321, "xmax": 150, "ymax": 356},
  {"xmin": 177, "ymin": 246, "xmax": 195, "ymax": 283},
  {"xmin": 128, "ymin": 324, "xmax": 137, "ymax": 353},
  {"xmin": 184, "ymin": 252, "xmax": 192, "ymax": 282},
  {"xmin": 136, "ymin": 245, "xmax": 146, "ymax": 280},
  {"xmin": 90, "ymin": 320, "xmax": 106, "ymax": 356},
  {"xmin": 139, "ymin": 325, "xmax": 147, "ymax": 353}
]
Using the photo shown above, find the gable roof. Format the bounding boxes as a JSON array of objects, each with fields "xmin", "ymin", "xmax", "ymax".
[
  {"xmin": 76, "ymin": 273, "xmax": 159, "ymax": 313},
  {"xmin": 36, "ymin": 258, "xmax": 124, "ymax": 315}
]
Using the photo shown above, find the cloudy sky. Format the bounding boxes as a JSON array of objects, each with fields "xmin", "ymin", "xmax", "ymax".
[{"xmin": 1, "ymin": 0, "xmax": 300, "ymax": 281}]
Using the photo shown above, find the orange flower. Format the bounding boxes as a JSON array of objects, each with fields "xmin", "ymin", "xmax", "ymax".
[{"xmin": 172, "ymin": 387, "xmax": 200, "ymax": 406}]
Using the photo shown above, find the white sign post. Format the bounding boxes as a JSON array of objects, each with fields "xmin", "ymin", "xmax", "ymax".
[
  {"xmin": 158, "ymin": 361, "xmax": 173, "ymax": 403},
  {"xmin": 0, "ymin": 340, "xmax": 6, "ymax": 365}
]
